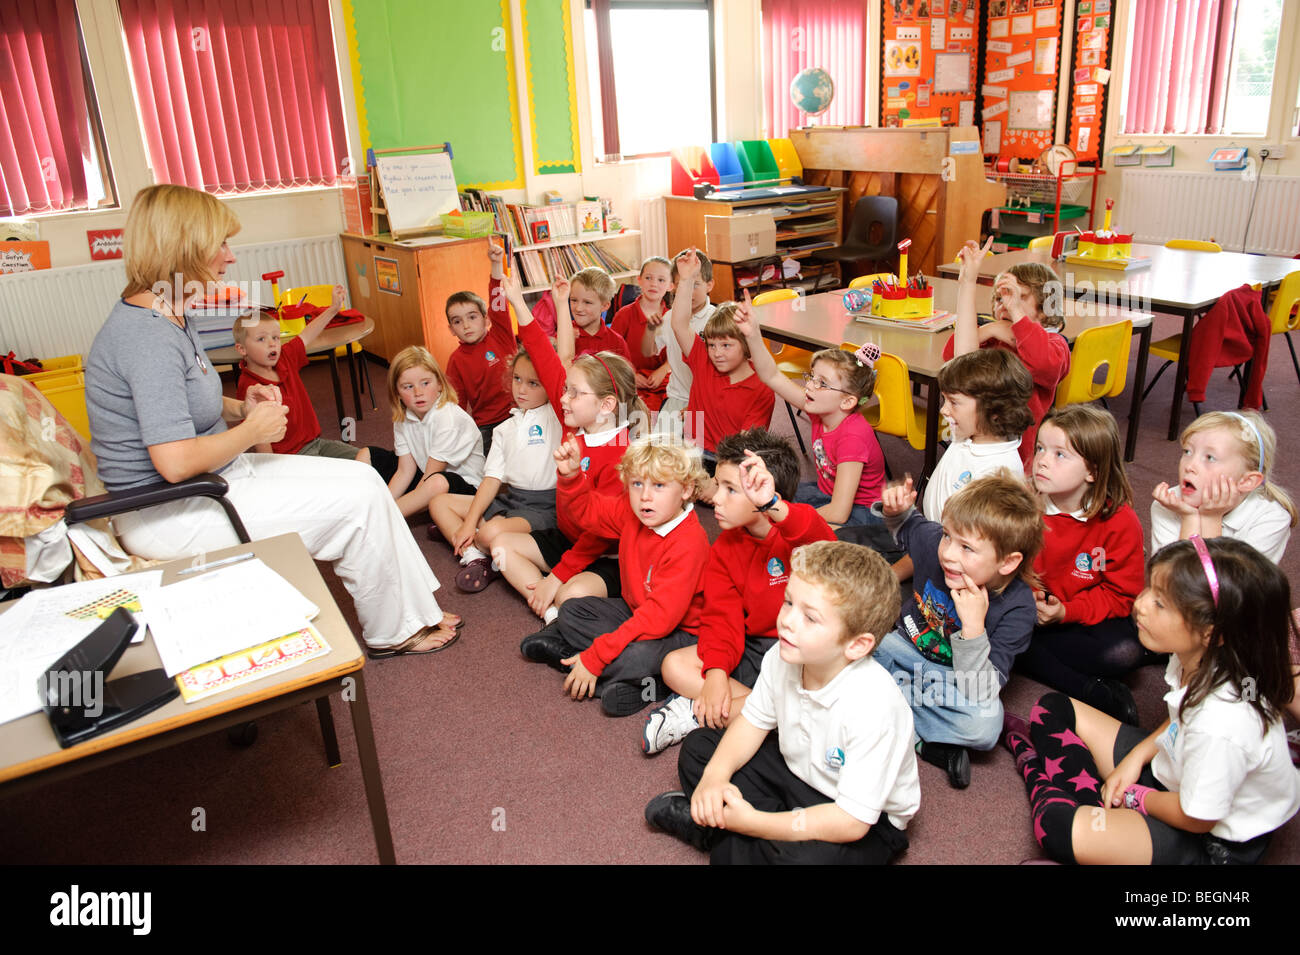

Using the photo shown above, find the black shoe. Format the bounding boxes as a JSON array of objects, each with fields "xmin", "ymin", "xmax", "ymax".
[
  {"xmin": 919, "ymin": 741, "xmax": 971, "ymax": 789},
  {"xmin": 519, "ymin": 626, "xmax": 575, "ymax": 673},
  {"xmin": 1089, "ymin": 677, "xmax": 1140, "ymax": 726},
  {"xmin": 644, "ymin": 791, "xmax": 716, "ymax": 852},
  {"xmin": 600, "ymin": 679, "xmax": 663, "ymax": 716}
]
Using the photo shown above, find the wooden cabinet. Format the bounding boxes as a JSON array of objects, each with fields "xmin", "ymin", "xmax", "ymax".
[
  {"xmin": 664, "ymin": 191, "xmax": 845, "ymax": 303},
  {"xmin": 788, "ymin": 126, "xmax": 1005, "ymax": 277},
  {"xmin": 339, "ymin": 233, "xmax": 491, "ymax": 368}
]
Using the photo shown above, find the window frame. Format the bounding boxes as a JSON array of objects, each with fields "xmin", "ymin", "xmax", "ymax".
[{"xmin": 585, "ymin": 0, "xmax": 718, "ymax": 161}]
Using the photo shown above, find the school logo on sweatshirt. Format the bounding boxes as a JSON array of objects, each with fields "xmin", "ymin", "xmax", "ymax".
[
  {"xmin": 1074, "ymin": 552, "xmax": 1093, "ymax": 571},
  {"xmin": 825, "ymin": 746, "xmax": 845, "ymax": 772},
  {"xmin": 645, "ymin": 566, "xmax": 654, "ymax": 590},
  {"xmin": 580, "ymin": 456, "xmax": 591, "ymax": 472},
  {"xmin": 767, "ymin": 557, "xmax": 785, "ymax": 578},
  {"xmin": 485, "ymin": 350, "xmax": 498, "ymax": 363}
]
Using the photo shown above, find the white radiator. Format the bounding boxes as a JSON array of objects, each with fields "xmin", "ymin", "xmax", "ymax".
[
  {"xmin": 638, "ymin": 197, "xmax": 668, "ymax": 259},
  {"xmin": 1118, "ymin": 170, "xmax": 1300, "ymax": 256},
  {"xmin": 0, "ymin": 234, "xmax": 347, "ymax": 360}
]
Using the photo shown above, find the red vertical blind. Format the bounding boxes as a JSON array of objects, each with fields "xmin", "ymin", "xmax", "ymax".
[
  {"xmin": 761, "ymin": 0, "xmax": 865, "ymax": 138},
  {"xmin": 118, "ymin": 0, "xmax": 349, "ymax": 194},
  {"xmin": 0, "ymin": 0, "xmax": 95, "ymax": 216},
  {"xmin": 1122, "ymin": 0, "xmax": 1237, "ymax": 135}
]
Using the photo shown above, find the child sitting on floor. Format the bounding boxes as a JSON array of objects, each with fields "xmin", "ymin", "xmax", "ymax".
[
  {"xmin": 874, "ymin": 472, "xmax": 1041, "ymax": 790},
  {"xmin": 1004, "ymin": 537, "xmax": 1300, "ymax": 865},
  {"xmin": 644, "ymin": 429, "xmax": 836, "ymax": 755},
  {"xmin": 234, "ymin": 285, "xmax": 376, "ymax": 464},
  {"xmin": 566, "ymin": 267, "xmax": 631, "ymax": 363},
  {"xmin": 443, "ymin": 240, "xmax": 517, "ymax": 456},
  {"xmin": 644, "ymin": 539, "xmax": 919, "ymax": 865},
  {"xmin": 374, "ymin": 346, "xmax": 485, "ymax": 520},
  {"xmin": 611, "ymin": 256, "xmax": 674, "ymax": 412},
  {"xmin": 520, "ymin": 434, "xmax": 710, "ymax": 717},
  {"xmin": 670, "ymin": 251, "xmax": 775, "ymax": 461},
  {"xmin": 653, "ymin": 249, "xmax": 716, "ymax": 437},
  {"xmin": 1151, "ymin": 409, "xmax": 1296, "ymax": 563},
  {"xmin": 949, "ymin": 236, "xmax": 1070, "ymax": 468},
  {"xmin": 737, "ymin": 302, "xmax": 886, "ymax": 526}
]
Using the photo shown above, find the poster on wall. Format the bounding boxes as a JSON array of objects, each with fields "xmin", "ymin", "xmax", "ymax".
[
  {"xmin": 880, "ymin": 0, "xmax": 979, "ymax": 128},
  {"xmin": 1066, "ymin": 1, "xmax": 1115, "ymax": 161},
  {"xmin": 980, "ymin": 0, "xmax": 1063, "ymax": 159}
]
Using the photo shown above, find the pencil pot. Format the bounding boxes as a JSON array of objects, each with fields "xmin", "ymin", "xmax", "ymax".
[
  {"xmin": 1078, "ymin": 231, "xmax": 1096, "ymax": 257},
  {"xmin": 1093, "ymin": 234, "xmax": 1114, "ymax": 259},
  {"xmin": 842, "ymin": 289, "xmax": 870, "ymax": 312},
  {"xmin": 905, "ymin": 287, "xmax": 934, "ymax": 318},
  {"xmin": 877, "ymin": 288, "xmax": 907, "ymax": 318},
  {"xmin": 1115, "ymin": 233, "xmax": 1133, "ymax": 258}
]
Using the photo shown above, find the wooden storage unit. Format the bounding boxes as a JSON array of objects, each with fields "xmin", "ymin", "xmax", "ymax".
[
  {"xmin": 340, "ymin": 233, "xmax": 491, "ymax": 368},
  {"xmin": 788, "ymin": 126, "xmax": 1005, "ymax": 277},
  {"xmin": 664, "ymin": 190, "xmax": 845, "ymax": 303}
]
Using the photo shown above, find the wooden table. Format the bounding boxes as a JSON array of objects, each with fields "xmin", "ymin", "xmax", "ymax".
[
  {"xmin": 755, "ymin": 278, "xmax": 1153, "ymax": 482},
  {"xmin": 209, "ymin": 317, "xmax": 378, "ymax": 430},
  {"xmin": 936, "ymin": 245, "xmax": 1300, "ymax": 440},
  {"xmin": 0, "ymin": 533, "xmax": 397, "ymax": 865}
]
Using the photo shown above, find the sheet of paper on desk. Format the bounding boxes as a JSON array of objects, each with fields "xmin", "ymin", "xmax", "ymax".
[
  {"xmin": 0, "ymin": 571, "xmax": 164, "ymax": 726},
  {"xmin": 142, "ymin": 559, "xmax": 319, "ymax": 677}
]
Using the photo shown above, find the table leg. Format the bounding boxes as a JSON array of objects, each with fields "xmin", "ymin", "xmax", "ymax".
[
  {"xmin": 327, "ymin": 352, "xmax": 346, "ymax": 433},
  {"xmin": 919, "ymin": 376, "xmax": 941, "ymax": 498},
  {"xmin": 1125, "ymin": 321, "xmax": 1152, "ymax": 462},
  {"xmin": 1167, "ymin": 312, "xmax": 1196, "ymax": 440},
  {"xmin": 347, "ymin": 345, "xmax": 364, "ymax": 423},
  {"xmin": 348, "ymin": 670, "xmax": 396, "ymax": 865},
  {"xmin": 316, "ymin": 697, "xmax": 341, "ymax": 768}
]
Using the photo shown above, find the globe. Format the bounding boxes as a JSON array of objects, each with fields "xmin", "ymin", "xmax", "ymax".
[{"xmin": 790, "ymin": 68, "xmax": 835, "ymax": 116}]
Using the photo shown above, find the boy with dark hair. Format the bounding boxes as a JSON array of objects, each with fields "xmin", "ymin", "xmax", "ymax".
[
  {"xmin": 874, "ymin": 472, "xmax": 1042, "ymax": 789},
  {"xmin": 444, "ymin": 241, "xmax": 517, "ymax": 455},
  {"xmin": 646, "ymin": 540, "xmax": 919, "ymax": 864},
  {"xmin": 645, "ymin": 428, "xmax": 836, "ymax": 755}
]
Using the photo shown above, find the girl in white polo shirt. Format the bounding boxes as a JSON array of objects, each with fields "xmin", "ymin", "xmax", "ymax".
[{"xmin": 1003, "ymin": 537, "xmax": 1300, "ymax": 864}]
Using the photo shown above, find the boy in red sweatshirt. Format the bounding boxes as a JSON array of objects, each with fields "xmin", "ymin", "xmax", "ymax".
[
  {"xmin": 444, "ymin": 240, "xmax": 517, "ymax": 456},
  {"xmin": 644, "ymin": 428, "xmax": 837, "ymax": 755},
  {"xmin": 520, "ymin": 434, "xmax": 710, "ymax": 717}
]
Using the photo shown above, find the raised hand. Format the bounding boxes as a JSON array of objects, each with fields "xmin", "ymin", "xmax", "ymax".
[
  {"xmin": 738, "ymin": 449, "xmax": 776, "ymax": 507},
  {"xmin": 957, "ymin": 236, "xmax": 994, "ymax": 285},
  {"xmin": 553, "ymin": 437, "xmax": 584, "ymax": 478},
  {"xmin": 880, "ymin": 475, "xmax": 917, "ymax": 517}
]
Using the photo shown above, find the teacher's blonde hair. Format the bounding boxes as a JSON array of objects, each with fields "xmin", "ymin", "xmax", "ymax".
[{"xmin": 122, "ymin": 184, "xmax": 241, "ymax": 298}]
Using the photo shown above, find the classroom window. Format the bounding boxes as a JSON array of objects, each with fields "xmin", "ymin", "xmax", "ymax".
[
  {"xmin": 0, "ymin": 0, "xmax": 117, "ymax": 218},
  {"xmin": 759, "ymin": 0, "xmax": 866, "ymax": 139},
  {"xmin": 1121, "ymin": 0, "xmax": 1282, "ymax": 137},
  {"xmin": 117, "ymin": 0, "xmax": 350, "ymax": 196},
  {"xmin": 585, "ymin": 0, "xmax": 716, "ymax": 159}
]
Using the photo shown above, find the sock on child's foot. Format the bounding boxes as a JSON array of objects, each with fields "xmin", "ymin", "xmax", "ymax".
[
  {"xmin": 460, "ymin": 546, "xmax": 488, "ymax": 565},
  {"xmin": 543, "ymin": 605, "xmax": 559, "ymax": 625}
]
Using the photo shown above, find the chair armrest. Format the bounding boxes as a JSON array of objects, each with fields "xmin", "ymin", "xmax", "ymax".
[{"xmin": 66, "ymin": 473, "xmax": 251, "ymax": 543}]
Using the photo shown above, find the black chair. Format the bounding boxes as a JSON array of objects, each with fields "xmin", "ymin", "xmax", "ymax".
[{"xmin": 807, "ymin": 196, "xmax": 899, "ymax": 291}]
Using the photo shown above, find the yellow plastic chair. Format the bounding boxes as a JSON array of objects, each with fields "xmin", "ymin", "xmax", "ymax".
[
  {"xmin": 848, "ymin": 272, "xmax": 894, "ymax": 290},
  {"xmin": 1055, "ymin": 320, "xmax": 1132, "ymax": 407},
  {"xmin": 1165, "ymin": 239, "xmax": 1222, "ymax": 252},
  {"xmin": 1028, "ymin": 236, "xmax": 1054, "ymax": 252},
  {"xmin": 753, "ymin": 288, "xmax": 811, "ymax": 454},
  {"xmin": 1266, "ymin": 269, "xmax": 1300, "ymax": 385},
  {"xmin": 846, "ymin": 345, "xmax": 927, "ymax": 464}
]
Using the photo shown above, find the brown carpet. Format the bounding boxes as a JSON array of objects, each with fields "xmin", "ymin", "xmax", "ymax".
[{"xmin": 2, "ymin": 318, "xmax": 1297, "ymax": 865}]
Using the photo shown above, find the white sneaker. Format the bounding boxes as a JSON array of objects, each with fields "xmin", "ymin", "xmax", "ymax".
[{"xmin": 642, "ymin": 693, "xmax": 699, "ymax": 756}]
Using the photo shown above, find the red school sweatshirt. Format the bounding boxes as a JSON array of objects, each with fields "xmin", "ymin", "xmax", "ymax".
[{"xmin": 1033, "ymin": 503, "xmax": 1144, "ymax": 626}]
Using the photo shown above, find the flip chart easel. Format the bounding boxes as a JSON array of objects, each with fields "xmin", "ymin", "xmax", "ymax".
[{"xmin": 367, "ymin": 143, "xmax": 459, "ymax": 240}]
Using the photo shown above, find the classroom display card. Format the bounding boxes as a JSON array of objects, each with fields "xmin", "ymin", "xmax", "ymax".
[{"xmin": 177, "ymin": 627, "xmax": 331, "ymax": 703}]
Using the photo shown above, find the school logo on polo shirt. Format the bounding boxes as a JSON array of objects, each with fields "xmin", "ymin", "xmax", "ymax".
[
  {"xmin": 825, "ymin": 747, "xmax": 845, "ymax": 772},
  {"xmin": 527, "ymin": 423, "xmax": 545, "ymax": 445}
]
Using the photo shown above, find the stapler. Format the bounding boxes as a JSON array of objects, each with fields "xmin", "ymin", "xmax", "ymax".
[{"xmin": 40, "ymin": 607, "xmax": 178, "ymax": 748}]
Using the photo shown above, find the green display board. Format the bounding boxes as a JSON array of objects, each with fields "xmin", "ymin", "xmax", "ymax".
[
  {"xmin": 522, "ymin": 0, "xmax": 580, "ymax": 175},
  {"xmin": 344, "ymin": 0, "xmax": 524, "ymax": 189}
]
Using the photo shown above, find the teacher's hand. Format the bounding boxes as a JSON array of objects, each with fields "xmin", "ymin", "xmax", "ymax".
[{"xmin": 246, "ymin": 400, "xmax": 288, "ymax": 446}]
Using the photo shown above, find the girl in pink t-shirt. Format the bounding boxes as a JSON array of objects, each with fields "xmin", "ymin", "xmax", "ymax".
[{"xmin": 738, "ymin": 302, "xmax": 885, "ymax": 527}]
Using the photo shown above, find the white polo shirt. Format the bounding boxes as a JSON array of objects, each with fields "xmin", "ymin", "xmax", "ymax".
[
  {"xmin": 655, "ymin": 302, "xmax": 715, "ymax": 405},
  {"xmin": 1150, "ymin": 489, "xmax": 1292, "ymax": 564},
  {"xmin": 394, "ymin": 400, "xmax": 485, "ymax": 486},
  {"xmin": 484, "ymin": 404, "xmax": 561, "ymax": 490},
  {"xmin": 742, "ymin": 647, "xmax": 921, "ymax": 829},
  {"xmin": 1150, "ymin": 656, "xmax": 1300, "ymax": 843},
  {"xmin": 921, "ymin": 436, "xmax": 1024, "ymax": 521}
]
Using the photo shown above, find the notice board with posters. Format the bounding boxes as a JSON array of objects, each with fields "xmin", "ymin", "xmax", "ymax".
[
  {"xmin": 880, "ymin": 0, "xmax": 980, "ymax": 129},
  {"xmin": 1066, "ymin": 0, "xmax": 1115, "ymax": 160},
  {"xmin": 981, "ymin": 0, "xmax": 1064, "ymax": 160}
]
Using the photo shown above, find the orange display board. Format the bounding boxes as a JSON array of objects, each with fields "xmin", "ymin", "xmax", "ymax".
[
  {"xmin": 0, "ymin": 241, "xmax": 51, "ymax": 273},
  {"xmin": 1066, "ymin": 0, "xmax": 1114, "ymax": 161},
  {"xmin": 981, "ymin": 0, "xmax": 1064, "ymax": 161},
  {"xmin": 880, "ymin": 0, "xmax": 979, "ymax": 129}
]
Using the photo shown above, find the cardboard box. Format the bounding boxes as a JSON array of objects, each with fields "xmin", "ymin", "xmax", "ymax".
[{"xmin": 705, "ymin": 213, "xmax": 776, "ymax": 262}]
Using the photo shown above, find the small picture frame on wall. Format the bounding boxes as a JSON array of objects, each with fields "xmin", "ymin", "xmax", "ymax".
[{"xmin": 530, "ymin": 221, "xmax": 551, "ymax": 243}]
